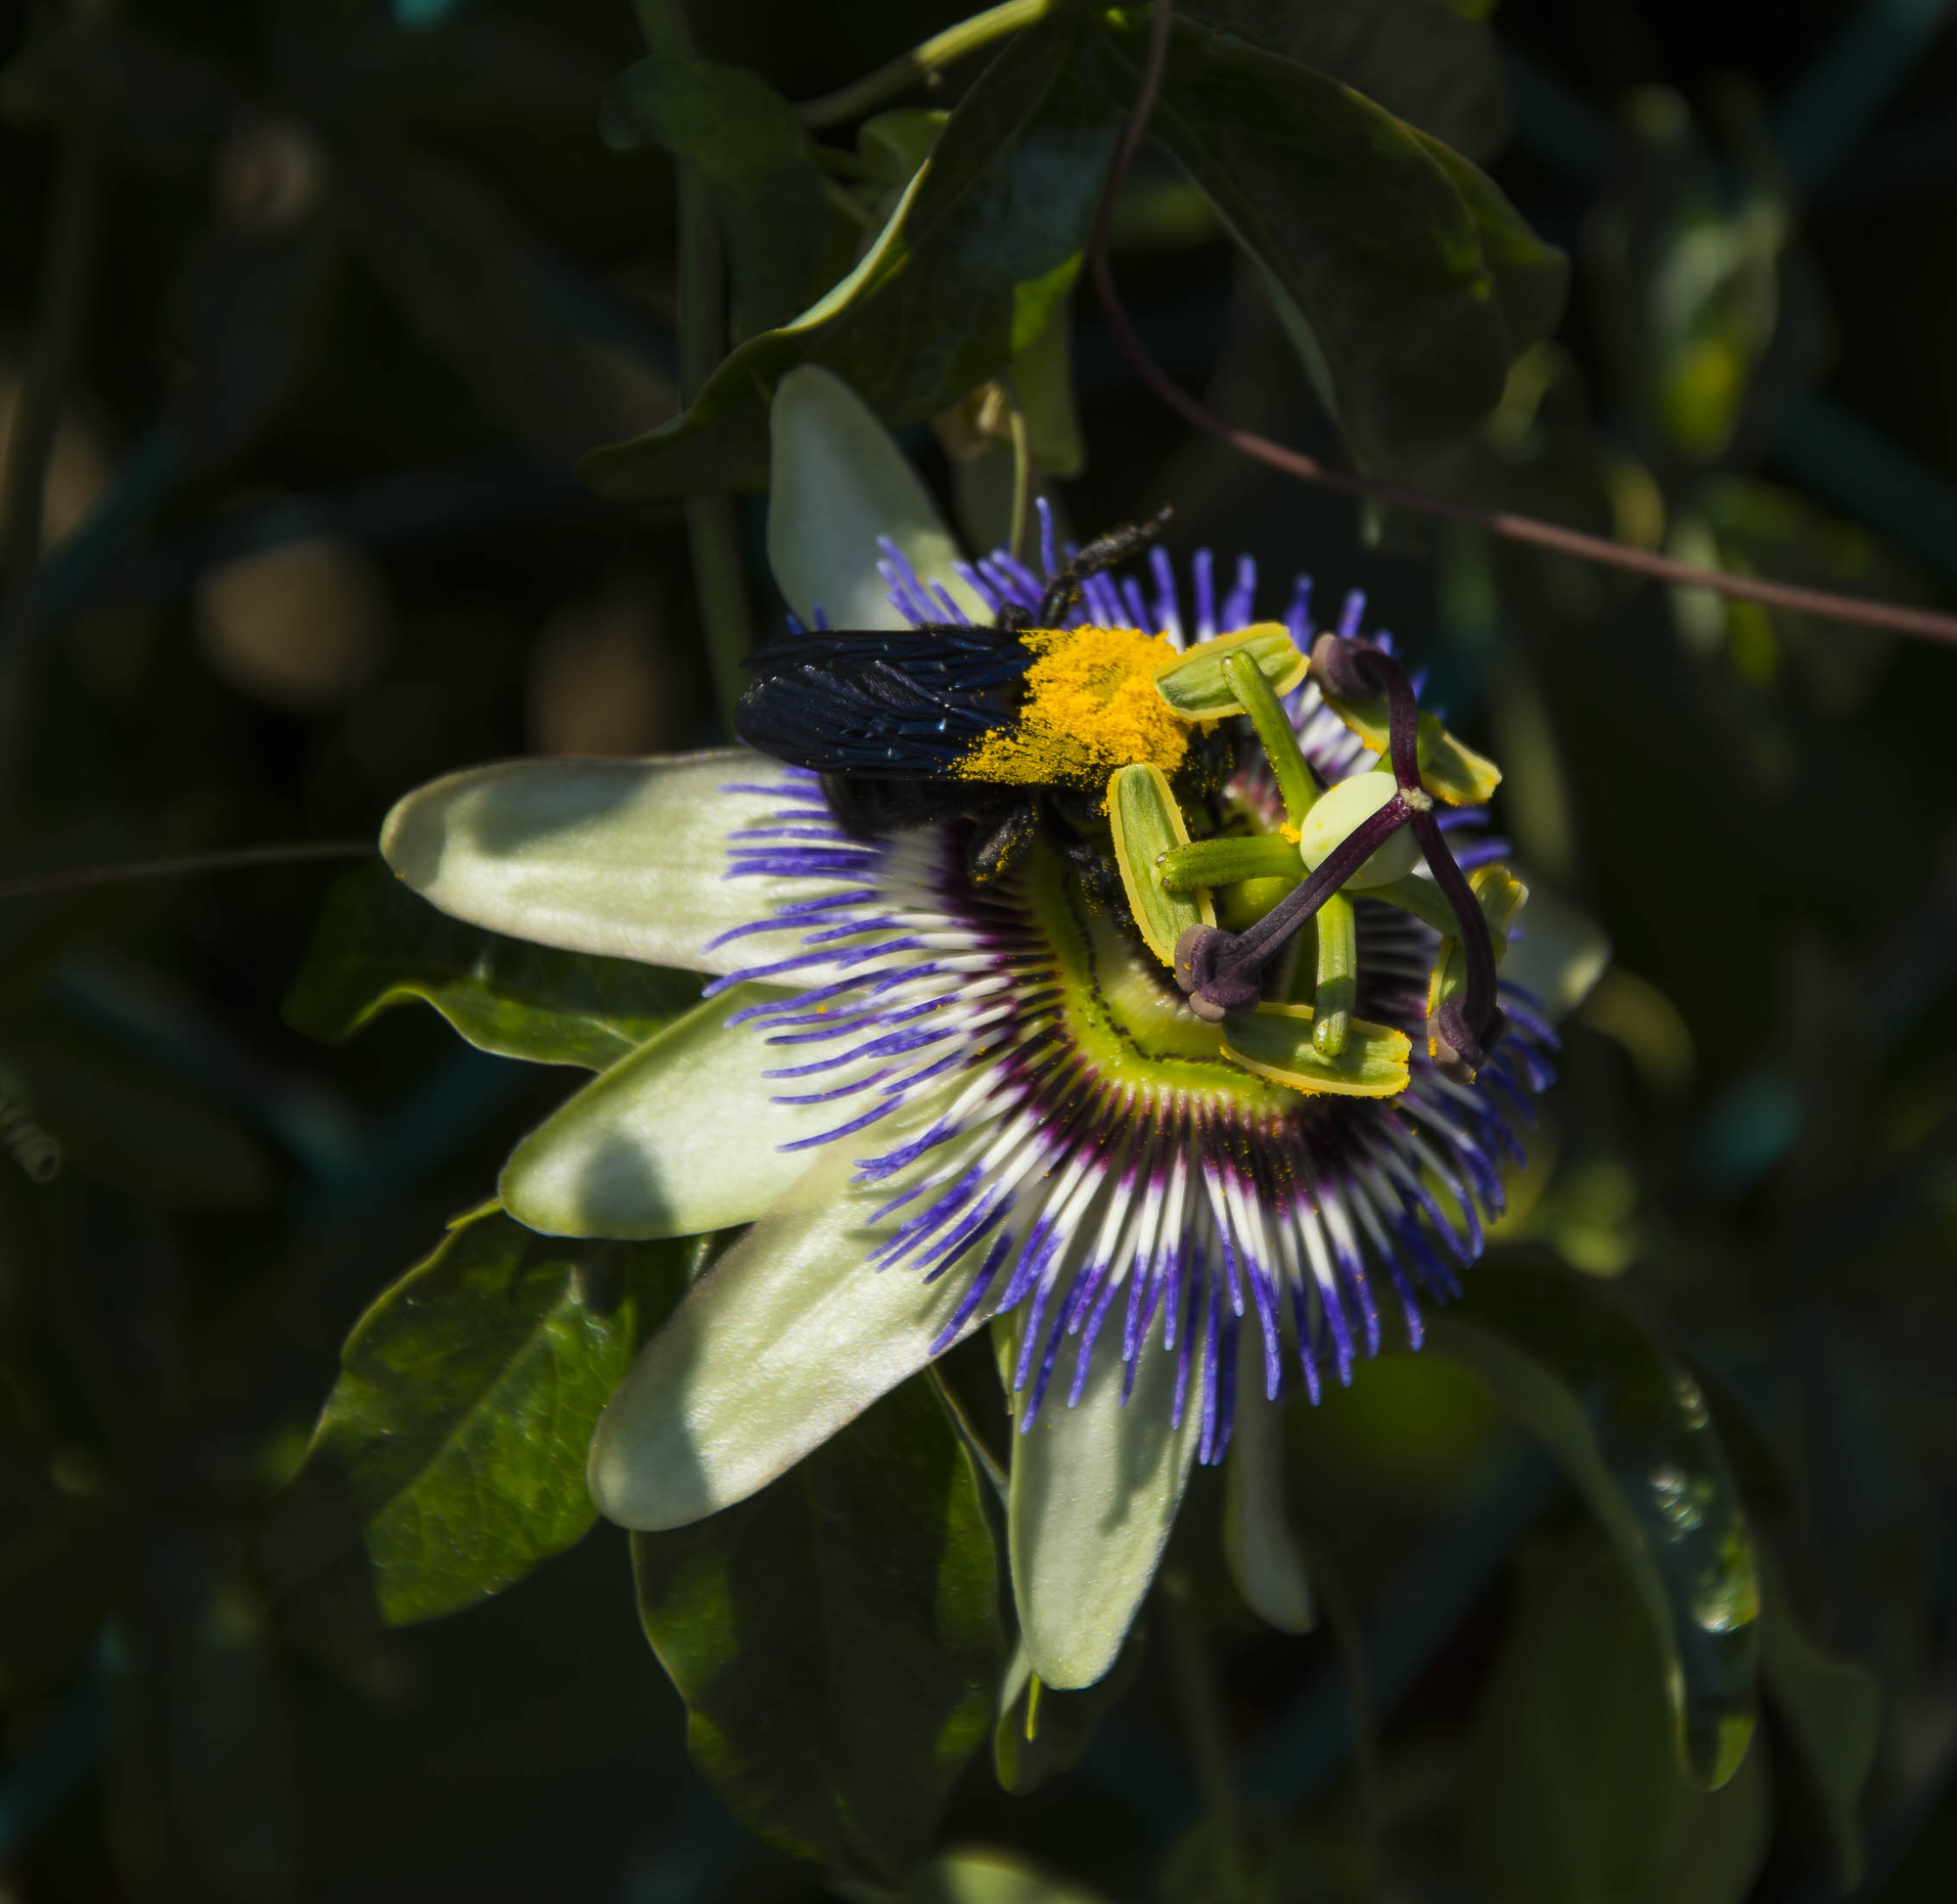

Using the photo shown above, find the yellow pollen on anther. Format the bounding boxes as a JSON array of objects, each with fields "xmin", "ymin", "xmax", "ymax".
[{"xmin": 956, "ymin": 625, "xmax": 1203, "ymax": 788}]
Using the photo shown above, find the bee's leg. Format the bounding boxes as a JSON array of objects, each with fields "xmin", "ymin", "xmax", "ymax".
[
  {"xmin": 966, "ymin": 799, "xmax": 1040, "ymax": 885},
  {"xmin": 1041, "ymin": 789, "xmax": 1125, "ymax": 911},
  {"xmin": 1035, "ymin": 507, "xmax": 1173, "ymax": 625}
]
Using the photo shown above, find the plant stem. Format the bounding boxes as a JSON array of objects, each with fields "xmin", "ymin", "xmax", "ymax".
[
  {"xmin": 1000, "ymin": 375, "xmax": 1034, "ymax": 567},
  {"xmin": 0, "ymin": 113, "xmax": 105, "ymax": 815},
  {"xmin": 1161, "ymin": 1576, "xmax": 1252, "ymax": 1901},
  {"xmin": 0, "ymin": 840, "xmax": 372, "ymax": 903},
  {"xmin": 796, "ymin": 0, "xmax": 1054, "ymax": 129},
  {"xmin": 638, "ymin": 0, "xmax": 757, "ymax": 735}
]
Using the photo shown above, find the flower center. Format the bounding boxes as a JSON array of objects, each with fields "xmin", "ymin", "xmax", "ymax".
[{"xmin": 1021, "ymin": 843, "xmax": 1304, "ymax": 1120}]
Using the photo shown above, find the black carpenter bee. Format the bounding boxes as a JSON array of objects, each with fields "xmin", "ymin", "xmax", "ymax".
[{"xmin": 734, "ymin": 511, "xmax": 1234, "ymax": 885}]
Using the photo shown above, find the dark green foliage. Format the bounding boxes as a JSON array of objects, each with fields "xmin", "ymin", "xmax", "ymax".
[
  {"xmin": 1106, "ymin": 11, "xmax": 1566, "ymax": 473},
  {"xmin": 602, "ymin": 56, "xmax": 835, "ymax": 340},
  {"xmin": 1431, "ymin": 1265, "xmax": 1761, "ymax": 1788},
  {"xmin": 992, "ymin": 1628, "xmax": 1145, "ymax": 1795},
  {"xmin": 285, "ymin": 862, "xmax": 702, "ymax": 1070},
  {"xmin": 261, "ymin": 1209, "xmax": 693, "ymax": 1631},
  {"xmin": 1464, "ymin": 1538, "xmax": 1770, "ymax": 1904},
  {"xmin": 632, "ymin": 1375, "xmax": 1006, "ymax": 1886},
  {"xmin": 0, "ymin": 0, "xmax": 1947, "ymax": 1896},
  {"xmin": 582, "ymin": 16, "xmax": 1123, "ymax": 500}
]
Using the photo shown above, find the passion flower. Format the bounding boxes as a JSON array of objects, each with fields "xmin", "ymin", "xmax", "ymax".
[{"xmin": 379, "ymin": 507, "xmax": 1584, "ymax": 1688}]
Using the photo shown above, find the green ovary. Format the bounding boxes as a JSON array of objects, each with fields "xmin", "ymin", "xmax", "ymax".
[{"xmin": 1021, "ymin": 846, "xmax": 1305, "ymax": 1121}]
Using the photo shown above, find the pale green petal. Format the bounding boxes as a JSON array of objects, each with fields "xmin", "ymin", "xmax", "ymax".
[
  {"xmin": 382, "ymin": 749, "xmax": 840, "ymax": 975},
  {"xmin": 1223, "ymin": 1383, "xmax": 1314, "ymax": 1634},
  {"xmin": 586, "ymin": 1132, "xmax": 981, "ymax": 1530},
  {"xmin": 1008, "ymin": 1333, "xmax": 1200, "ymax": 1690},
  {"xmin": 1503, "ymin": 877, "xmax": 1613, "ymax": 1022},
  {"xmin": 767, "ymin": 364, "xmax": 987, "ymax": 630},
  {"xmin": 499, "ymin": 982, "xmax": 823, "ymax": 1240}
]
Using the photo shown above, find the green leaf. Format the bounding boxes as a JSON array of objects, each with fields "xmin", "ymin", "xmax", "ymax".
[
  {"xmin": 631, "ymin": 1374, "xmax": 1006, "ymax": 1886},
  {"xmin": 1181, "ymin": 0, "xmax": 1509, "ymax": 160},
  {"xmin": 1464, "ymin": 1537, "xmax": 1770, "ymax": 1904},
  {"xmin": 1412, "ymin": 131, "xmax": 1571, "ymax": 368},
  {"xmin": 1758, "ymin": 1546, "xmax": 1881, "ymax": 1891},
  {"xmin": 993, "ymin": 1628, "xmax": 1145, "ymax": 1794},
  {"xmin": 581, "ymin": 15, "xmax": 1120, "ymax": 500},
  {"xmin": 284, "ymin": 862, "xmax": 702, "ymax": 1070},
  {"xmin": 1427, "ymin": 1265, "xmax": 1761, "ymax": 1788},
  {"xmin": 1101, "ymin": 13, "xmax": 1567, "ymax": 472},
  {"xmin": 601, "ymin": 55, "xmax": 832, "ymax": 341},
  {"xmin": 260, "ymin": 1207, "xmax": 691, "ymax": 1631}
]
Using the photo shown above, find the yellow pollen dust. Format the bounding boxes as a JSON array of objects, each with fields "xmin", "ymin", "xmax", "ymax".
[{"xmin": 956, "ymin": 624, "xmax": 1200, "ymax": 789}]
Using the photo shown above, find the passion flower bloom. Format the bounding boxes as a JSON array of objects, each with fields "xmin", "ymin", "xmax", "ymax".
[{"xmin": 380, "ymin": 507, "xmax": 1590, "ymax": 1689}]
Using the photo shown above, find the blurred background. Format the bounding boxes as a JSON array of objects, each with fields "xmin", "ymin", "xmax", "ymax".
[{"xmin": 1, "ymin": 0, "xmax": 1957, "ymax": 1899}]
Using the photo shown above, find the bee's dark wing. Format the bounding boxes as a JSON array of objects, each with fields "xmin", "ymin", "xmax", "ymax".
[{"xmin": 734, "ymin": 624, "xmax": 1030, "ymax": 777}]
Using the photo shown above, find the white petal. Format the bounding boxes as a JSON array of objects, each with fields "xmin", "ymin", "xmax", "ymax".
[
  {"xmin": 767, "ymin": 365, "xmax": 987, "ymax": 630},
  {"xmin": 1503, "ymin": 876, "xmax": 1612, "ymax": 1022},
  {"xmin": 381, "ymin": 749, "xmax": 843, "ymax": 975},
  {"xmin": 1223, "ymin": 1383, "xmax": 1314, "ymax": 1634},
  {"xmin": 499, "ymin": 982, "xmax": 827, "ymax": 1240},
  {"xmin": 1009, "ymin": 1335, "xmax": 1200, "ymax": 1690},
  {"xmin": 586, "ymin": 1127, "xmax": 983, "ymax": 1529}
]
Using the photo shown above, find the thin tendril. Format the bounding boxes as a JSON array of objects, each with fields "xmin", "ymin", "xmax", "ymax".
[
  {"xmin": 1089, "ymin": 0, "xmax": 1957, "ymax": 649},
  {"xmin": 0, "ymin": 840, "xmax": 372, "ymax": 903}
]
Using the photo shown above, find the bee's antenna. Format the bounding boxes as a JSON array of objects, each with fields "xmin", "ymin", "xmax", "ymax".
[{"xmin": 1035, "ymin": 507, "xmax": 1172, "ymax": 626}]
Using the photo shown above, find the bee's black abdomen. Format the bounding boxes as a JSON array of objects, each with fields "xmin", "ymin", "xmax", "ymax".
[{"xmin": 736, "ymin": 622, "xmax": 1034, "ymax": 778}]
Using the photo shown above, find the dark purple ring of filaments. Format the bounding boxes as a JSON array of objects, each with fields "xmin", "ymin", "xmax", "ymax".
[{"xmin": 1172, "ymin": 634, "xmax": 1506, "ymax": 1074}]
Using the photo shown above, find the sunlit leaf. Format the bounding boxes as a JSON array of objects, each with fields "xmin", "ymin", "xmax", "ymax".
[
  {"xmin": 1428, "ymin": 1264, "xmax": 1761, "ymax": 1788},
  {"xmin": 261, "ymin": 1207, "xmax": 691, "ymax": 1630},
  {"xmin": 631, "ymin": 1375, "xmax": 1005, "ymax": 1886},
  {"xmin": 1465, "ymin": 1538, "xmax": 1770, "ymax": 1904},
  {"xmin": 581, "ymin": 16, "xmax": 1119, "ymax": 500},
  {"xmin": 284, "ymin": 861, "xmax": 701, "ymax": 1071}
]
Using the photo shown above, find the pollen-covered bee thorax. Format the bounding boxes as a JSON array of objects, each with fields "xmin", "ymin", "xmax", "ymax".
[{"xmin": 954, "ymin": 624, "xmax": 1199, "ymax": 788}]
